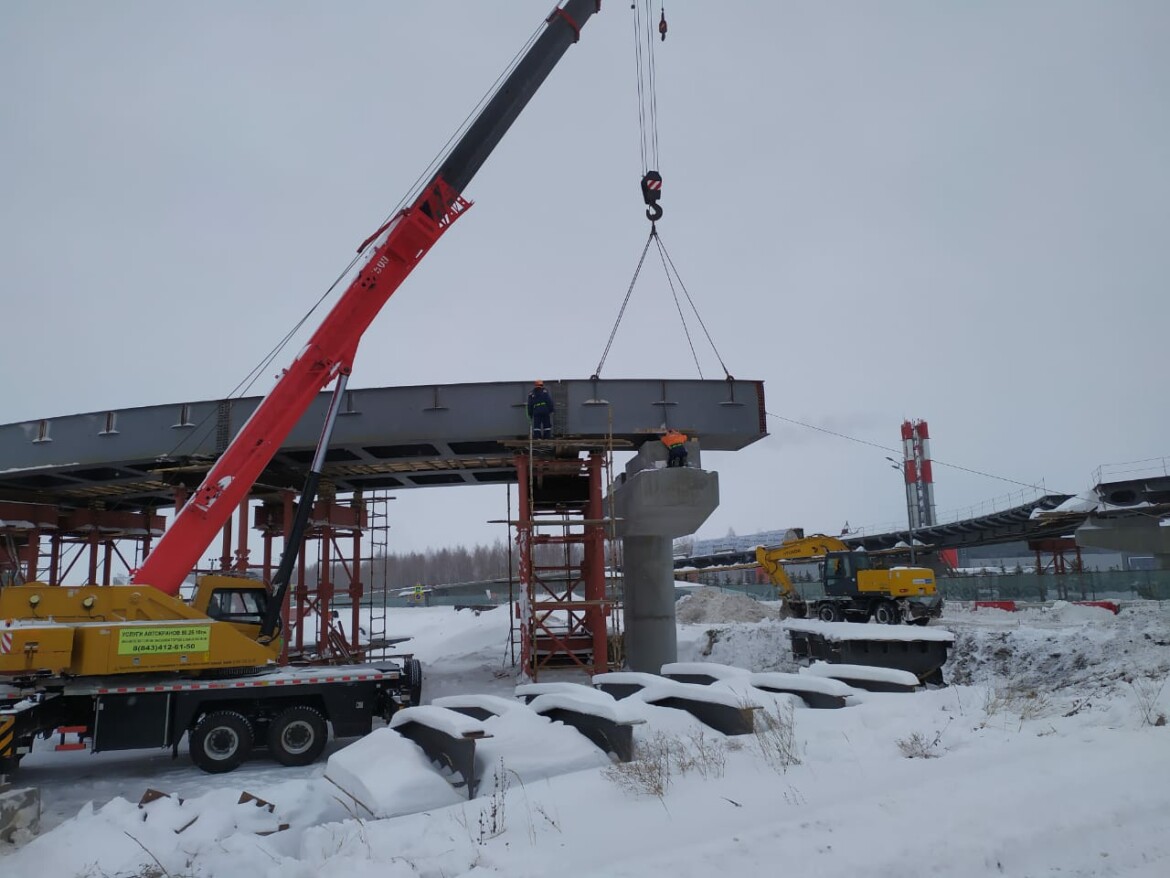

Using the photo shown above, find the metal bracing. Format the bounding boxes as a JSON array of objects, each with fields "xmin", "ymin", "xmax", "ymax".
[{"xmin": 253, "ymin": 494, "xmax": 373, "ymax": 664}]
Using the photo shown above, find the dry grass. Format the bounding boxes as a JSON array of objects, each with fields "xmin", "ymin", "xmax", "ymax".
[
  {"xmin": 982, "ymin": 680, "xmax": 1052, "ymax": 729},
  {"xmin": 896, "ymin": 730, "xmax": 942, "ymax": 759},
  {"xmin": 1129, "ymin": 676, "xmax": 1167, "ymax": 727},
  {"xmin": 752, "ymin": 701, "xmax": 802, "ymax": 774},
  {"xmin": 603, "ymin": 727, "xmax": 733, "ymax": 799}
]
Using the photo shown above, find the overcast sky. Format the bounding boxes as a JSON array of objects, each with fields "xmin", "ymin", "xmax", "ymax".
[{"xmin": 2, "ymin": 2, "xmax": 1167, "ymax": 553}]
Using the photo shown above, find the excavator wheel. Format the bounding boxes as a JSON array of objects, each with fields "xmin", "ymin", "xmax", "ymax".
[
  {"xmin": 816, "ymin": 603, "xmax": 842, "ymax": 623},
  {"xmin": 189, "ymin": 710, "xmax": 254, "ymax": 773},
  {"xmin": 267, "ymin": 705, "xmax": 328, "ymax": 766},
  {"xmin": 873, "ymin": 600, "xmax": 902, "ymax": 626}
]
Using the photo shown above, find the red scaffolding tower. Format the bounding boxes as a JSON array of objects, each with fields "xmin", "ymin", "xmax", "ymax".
[{"xmin": 513, "ymin": 444, "xmax": 620, "ymax": 679}]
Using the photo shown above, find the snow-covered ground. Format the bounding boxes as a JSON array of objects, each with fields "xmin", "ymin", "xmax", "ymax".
[{"xmin": 2, "ymin": 596, "xmax": 1168, "ymax": 877}]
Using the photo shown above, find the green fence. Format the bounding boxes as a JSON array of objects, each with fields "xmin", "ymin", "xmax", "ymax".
[
  {"xmin": 676, "ymin": 568, "xmax": 1170, "ymax": 604},
  {"xmin": 936, "ymin": 569, "xmax": 1170, "ymax": 602},
  {"xmin": 335, "ymin": 568, "xmax": 1170, "ymax": 610}
]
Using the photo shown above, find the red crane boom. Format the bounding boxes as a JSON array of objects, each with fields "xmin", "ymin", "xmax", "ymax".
[{"xmin": 133, "ymin": 1, "xmax": 604, "ymax": 594}]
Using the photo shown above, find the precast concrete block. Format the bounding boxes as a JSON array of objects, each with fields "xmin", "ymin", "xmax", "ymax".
[{"xmin": 610, "ymin": 466, "xmax": 719, "ymax": 539}]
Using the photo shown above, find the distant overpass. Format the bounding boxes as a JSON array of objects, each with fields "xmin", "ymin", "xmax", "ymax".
[
  {"xmin": 677, "ymin": 459, "xmax": 1170, "ymax": 571},
  {"xmin": 675, "ymin": 491, "xmax": 1081, "ymax": 571}
]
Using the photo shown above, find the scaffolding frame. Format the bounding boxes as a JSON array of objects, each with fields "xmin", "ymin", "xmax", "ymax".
[{"xmin": 512, "ymin": 445, "xmax": 620, "ymax": 679}]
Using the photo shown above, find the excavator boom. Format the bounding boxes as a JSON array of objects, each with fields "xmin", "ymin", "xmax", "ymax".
[{"xmin": 755, "ymin": 534, "xmax": 850, "ymax": 597}]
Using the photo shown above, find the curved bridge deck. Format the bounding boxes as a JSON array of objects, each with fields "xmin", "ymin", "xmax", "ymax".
[{"xmin": 0, "ymin": 378, "xmax": 766, "ymax": 510}]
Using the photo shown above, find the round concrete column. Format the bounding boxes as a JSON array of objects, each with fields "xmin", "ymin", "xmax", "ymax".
[{"xmin": 622, "ymin": 535, "xmax": 677, "ymax": 672}]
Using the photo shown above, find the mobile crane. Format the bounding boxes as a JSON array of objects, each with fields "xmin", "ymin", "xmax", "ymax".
[
  {"xmin": 755, "ymin": 533, "xmax": 943, "ymax": 624},
  {"xmin": 0, "ymin": 1, "xmax": 605, "ymax": 777}
]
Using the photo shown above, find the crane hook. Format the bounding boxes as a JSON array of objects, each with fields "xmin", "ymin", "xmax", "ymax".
[
  {"xmin": 659, "ymin": 6, "xmax": 668, "ymax": 41},
  {"xmin": 641, "ymin": 170, "xmax": 663, "ymax": 222}
]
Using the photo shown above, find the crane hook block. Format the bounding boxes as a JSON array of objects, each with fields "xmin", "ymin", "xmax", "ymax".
[
  {"xmin": 641, "ymin": 170, "xmax": 663, "ymax": 221},
  {"xmin": 659, "ymin": 8, "xmax": 668, "ymax": 41}
]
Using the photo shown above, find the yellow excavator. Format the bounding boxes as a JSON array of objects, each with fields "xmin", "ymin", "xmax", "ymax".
[{"xmin": 755, "ymin": 533, "xmax": 943, "ymax": 624}]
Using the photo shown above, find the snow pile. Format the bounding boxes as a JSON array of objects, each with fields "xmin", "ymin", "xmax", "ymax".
[
  {"xmin": 4, "ymin": 602, "xmax": 1170, "ymax": 878},
  {"xmin": 326, "ymin": 727, "xmax": 467, "ymax": 818},
  {"xmin": 675, "ymin": 587, "xmax": 781, "ymax": 623},
  {"xmin": 945, "ymin": 603, "xmax": 1170, "ymax": 693},
  {"xmin": 1043, "ymin": 599, "xmax": 1121, "ymax": 623},
  {"xmin": 660, "ymin": 660, "xmax": 752, "ymax": 680},
  {"xmin": 801, "ymin": 660, "xmax": 920, "ymax": 688}
]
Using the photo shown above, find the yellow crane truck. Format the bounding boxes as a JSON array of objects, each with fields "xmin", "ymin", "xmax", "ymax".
[
  {"xmin": 0, "ymin": 0, "xmax": 606, "ymax": 779},
  {"xmin": 0, "ymin": 574, "xmax": 421, "ymax": 774},
  {"xmin": 755, "ymin": 534, "xmax": 943, "ymax": 624}
]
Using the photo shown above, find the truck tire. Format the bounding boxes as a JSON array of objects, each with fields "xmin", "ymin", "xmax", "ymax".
[
  {"xmin": 873, "ymin": 600, "xmax": 901, "ymax": 625},
  {"xmin": 816, "ymin": 602, "xmax": 842, "ymax": 622},
  {"xmin": 190, "ymin": 710, "xmax": 254, "ymax": 773},
  {"xmin": 405, "ymin": 658, "xmax": 423, "ymax": 706},
  {"xmin": 267, "ymin": 706, "xmax": 328, "ymax": 766}
]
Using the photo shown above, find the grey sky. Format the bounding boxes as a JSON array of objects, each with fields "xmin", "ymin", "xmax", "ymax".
[{"xmin": 2, "ymin": 2, "xmax": 1167, "ymax": 552}]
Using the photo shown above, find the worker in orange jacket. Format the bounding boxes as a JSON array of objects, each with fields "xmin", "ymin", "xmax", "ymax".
[{"xmin": 661, "ymin": 429, "xmax": 688, "ymax": 468}]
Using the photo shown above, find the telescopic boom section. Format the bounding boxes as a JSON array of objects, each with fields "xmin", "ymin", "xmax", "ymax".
[{"xmin": 133, "ymin": 1, "xmax": 603, "ymax": 595}]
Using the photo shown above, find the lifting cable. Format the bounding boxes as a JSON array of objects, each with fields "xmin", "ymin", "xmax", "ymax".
[
  {"xmin": 651, "ymin": 228, "xmax": 733, "ymax": 381},
  {"xmin": 634, "ymin": 0, "xmax": 664, "ymax": 221},
  {"xmin": 593, "ymin": 4, "xmax": 733, "ymax": 381},
  {"xmin": 592, "ymin": 224, "xmax": 733, "ymax": 381}
]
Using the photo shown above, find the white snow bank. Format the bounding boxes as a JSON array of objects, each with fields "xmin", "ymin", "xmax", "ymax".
[
  {"xmin": 637, "ymin": 678, "xmax": 759, "ymax": 709},
  {"xmin": 325, "ymin": 727, "xmax": 465, "ymax": 818},
  {"xmin": 431, "ymin": 693, "xmax": 527, "ymax": 716},
  {"xmin": 749, "ymin": 670, "xmax": 857, "ymax": 697},
  {"xmin": 660, "ymin": 660, "xmax": 752, "ymax": 679},
  {"xmin": 801, "ymin": 661, "xmax": 920, "ymax": 687},
  {"xmin": 0, "ymin": 783, "xmax": 334, "ymax": 877},
  {"xmin": 515, "ymin": 681, "xmax": 615, "ymax": 703},
  {"xmin": 1043, "ymin": 600, "xmax": 1120, "ymax": 622},
  {"xmin": 388, "ymin": 704, "xmax": 486, "ymax": 739},
  {"xmin": 784, "ymin": 619, "xmax": 955, "ymax": 642},
  {"xmin": 472, "ymin": 704, "xmax": 614, "ymax": 781},
  {"xmin": 676, "ymin": 587, "xmax": 781, "ymax": 623},
  {"xmin": 527, "ymin": 691, "xmax": 627, "ymax": 724},
  {"xmin": 592, "ymin": 671, "xmax": 671, "ymax": 689}
]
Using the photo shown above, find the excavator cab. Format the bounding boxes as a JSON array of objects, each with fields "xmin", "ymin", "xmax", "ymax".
[{"xmin": 822, "ymin": 551, "xmax": 872, "ymax": 596}]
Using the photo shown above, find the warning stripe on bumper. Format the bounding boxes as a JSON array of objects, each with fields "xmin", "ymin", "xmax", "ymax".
[{"xmin": 0, "ymin": 716, "xmax": 14, "ymax": 756}]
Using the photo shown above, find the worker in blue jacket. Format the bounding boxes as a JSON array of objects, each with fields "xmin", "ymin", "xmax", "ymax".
[{"xmin": 527, "ymin": 380, "xmax": 554, "ymax": 439}]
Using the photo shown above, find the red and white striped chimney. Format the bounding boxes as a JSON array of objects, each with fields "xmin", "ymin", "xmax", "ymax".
[{"xmin": 900, "ymin": 419, "xmax": 937, "ymax": 528}]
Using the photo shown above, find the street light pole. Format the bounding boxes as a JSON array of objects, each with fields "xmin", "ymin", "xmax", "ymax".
[{"xmin": 886, "ymin": 457, "xmax": 917, "ymax": 565}]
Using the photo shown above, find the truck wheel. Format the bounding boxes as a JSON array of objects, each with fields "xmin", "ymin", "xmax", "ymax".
[
  {"xmin": 816, "ymin": 603, "xmax": 842, "ymax": 622},
  {"xmin": 267, "ymin": 706, "xmax": 328, "ymax": 766},
  {"xmin": 873, "ymin": 600, "xmax": 901, "ymax": 625},
  {"xmin": 404, "ymin": 658, "xmax": 423, "ymax": 706},
  {"xmin": 190, "ymin": 711, "xmax": 253, "ymax": 773}
]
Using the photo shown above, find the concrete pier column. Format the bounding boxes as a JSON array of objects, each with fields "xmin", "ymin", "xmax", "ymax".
[
  {"xmin": 610, "ymin": 440, "xmax": 718, "ymax": 672},
  {"xmin": 621, "ymin": 535, "xmax": 678, "ymax": 673}
]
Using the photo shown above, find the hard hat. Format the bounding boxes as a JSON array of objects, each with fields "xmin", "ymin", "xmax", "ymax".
[{"xmin": 534, "ymin": 379, "xmax": 544, "ymax": 387}]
